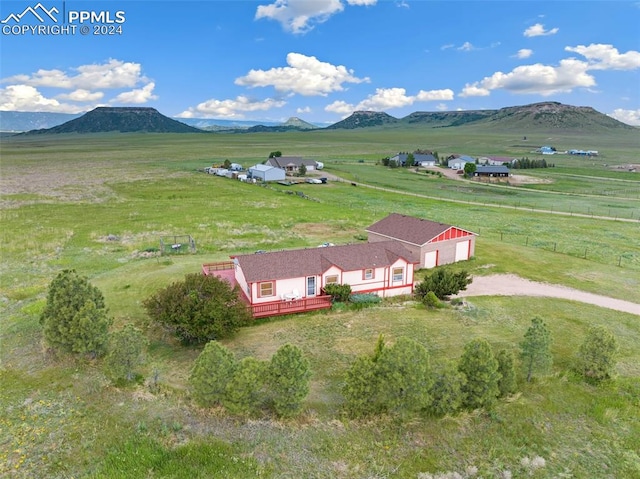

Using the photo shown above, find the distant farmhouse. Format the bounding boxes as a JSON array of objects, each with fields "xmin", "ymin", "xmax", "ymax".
[
  {"xmin": 568, "ymin": 149, "xmax": 598, "ymax": 156},
  {"xmin": 478, "ymin": 156, "xmax": 516, "ymax": 166},
  {"xmin": 248, "ymin": 164, "xmax": 286, "ymax": 182},
  {"xmin": 266, "ymin": 156, "xmax": 318, "ymax": 174},
  {"xmin": 390, "ymin": 153, "xmax": 437, "ymax": 167},
  {"xmin": 448, "ymin": 155, "xmax": 476, "ymax": 169},
  {"xmin": 203, "ymin": 213, "xmax": 477, "ymax": 318},
  {"xmin": 538, "ymin": 146, "xmax": 556, "ymax": 155}
]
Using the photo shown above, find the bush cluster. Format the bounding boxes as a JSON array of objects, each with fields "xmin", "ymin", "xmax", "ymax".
[
  {"xmin": 190, "ymin": 342, "xmax": 312, "ymax": 418},
  {"xmin": 143, "ymin": 273, "xmax": 251, "ymax": 345},
  {"xmin": 344, "ymin": 336, "xmax": 515, "ymax": 418}
]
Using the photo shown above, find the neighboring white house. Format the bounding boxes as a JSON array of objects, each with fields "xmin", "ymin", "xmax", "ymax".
[
  {"xmin": 447, "ymin": 156, "xmax": 475, "ymax": 169},
  {"xmin": 248, "ymin": 164, "xmax": 286, "ymax": 182},
  {"xmin": 266, "ymin": 156, "xmax": 318, "ymax": 174},
  {"xmin": 390, "ymin": 153, "xmax": 437, "ymax": 167},
  {"xmin": 539, "ymin": 146, "xmax": 555, "ymax": 155},
  {"xmin": 478, "ymin": 156, "xmax": 516, "ymax": 166}
]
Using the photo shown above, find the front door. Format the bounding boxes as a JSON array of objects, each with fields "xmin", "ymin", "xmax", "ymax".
[{"xmin": 307, "ymin": 276, "xmax": 316, "ymax": 296}]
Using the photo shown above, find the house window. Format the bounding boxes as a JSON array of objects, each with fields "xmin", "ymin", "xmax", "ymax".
[
  {"xmin": 392, "ymin": 267, "xmax": 404, "ymax": 283},
  {"xmin": 325, "ymin": 275, "xmax": 338, "ymax": 285},
  {"xmin": 258, "ymin": 281, "xmax": 274, "ymax": 298},
  {"xmin": 363, "ymin": 268, "xmax": 374, "ymax": 280}
]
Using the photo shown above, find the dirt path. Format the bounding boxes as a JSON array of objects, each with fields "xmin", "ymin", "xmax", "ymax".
[{"xmin": 457, "ymin": 274, "xmax": 640, "ymax": 316}]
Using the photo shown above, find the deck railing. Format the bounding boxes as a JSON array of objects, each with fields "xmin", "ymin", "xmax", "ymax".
[
  {"xmin": 250, "ymin": 295, "xmax": 332, "ymax": 318},
  {"xmin": 202, "ymin": 261, "xmax": 235, "ymax": 275}
]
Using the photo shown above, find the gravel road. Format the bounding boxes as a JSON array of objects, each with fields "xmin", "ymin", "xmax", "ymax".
[{"xmin": 457, "ymin": 274, "xmax": 640, "ymax": 316}]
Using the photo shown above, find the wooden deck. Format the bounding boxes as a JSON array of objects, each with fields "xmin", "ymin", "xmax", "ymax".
[
  {"xmin": 250, "ymin": 296, "xmax": 333, "ymax": 319},
  {"xmin": 202, "ymin": 261, "xmax": 237, "ymax": 288},
  {"xmin": 202, "ymin": 261, "xmax": 332, "ymax": 318}
]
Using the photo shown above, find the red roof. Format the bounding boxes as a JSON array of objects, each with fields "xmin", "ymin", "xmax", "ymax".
[
  {"xmin": 366, "ymin": 213, "xmax": 476, "ymax": 246},
  {"xmin": 235, "ymin": 241, "xmax": 415, "ymax": 283}
]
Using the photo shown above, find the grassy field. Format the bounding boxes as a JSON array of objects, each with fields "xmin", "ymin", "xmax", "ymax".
[{"xmin": 1, "ymin": 128, "xmax": 639, "ymax": 478}]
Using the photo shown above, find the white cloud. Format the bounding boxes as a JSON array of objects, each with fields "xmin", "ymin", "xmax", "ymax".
[
  {"xmin": 177, "ymin": 95, "xmax": 286, "ymax": 119},
  {"xmin": 0, "ymin": 84, "xmax": 83, "ymax": 113},
  {"xmin": 457, "ymin": 42, "xmax": 475, "ymax": 52},
  {"xmin": 435, "ymin": 103, "xmax": 448, "ymax": 111},
  {"xmin": 609, "ymin": 108, "xmax": 640, "ymax": 126},
  {"xmin": 325, "ymin": 87, "xmax": 454, "ymax": 113},
  {"xmin": 347, "ymin": 0, "xmax": 376, "ymax": 5},
  {"xmin": 57, "ymin": 89, "xmax": 104, "ymax": 102},
  {"xmin": 235, "ymin": 52, "xmax": 369, "ymax": 96},
  {"xmin": 440, "ymin": 44, "xmax": 454, "ymax": 51},
  {"xmin": 415, "ymin": 89, "xmax": 455, "ymax": 101},
  {"xmin": 296, "ymin": 106, "xmax": 312, "ymax": 113},
  {"xmin": 0, "ymin": 59, "xmax": 156, "ymax": 111},
  {"xmin": 396, "ymin": 0, "xmax": 409, "ymax": 7},
  {"xmin": 516, "ymin": 49, "xmax": 534, "ymax": 59},
  {"xmin": 324, "ymin": 100, "xmax": 354, "ymax": 114},
  {"xmin": 460, "ymin": 42, "xmax": 640, "ymax": 99},
  {"xmin": 459, "ymin": 84, "xmax": 491, "ymax": 97},
  {"xmin": 358, "ymin": 87, "xmax": 415, "ymax": 109},
  {"xmin": 111, "ymin": 83, "xmax": 158, "ymax": 104},
  {"xmin": 460, "ymin": 57, "xmax": 599, "ymax": 97},
  {"xmin": 565, "ymin": 44, "xmax": 640, "ymax": 70},
  {"xmin": 2, "ymin": 59, "xmax": 147, "ymax": 90},
  {"xmin": 523, "ymin": 23, "xmax": 559, "ymax": 37},
  {"xmin": 255, "ymin": 0, "xmax": 344, "ymax": 34}
]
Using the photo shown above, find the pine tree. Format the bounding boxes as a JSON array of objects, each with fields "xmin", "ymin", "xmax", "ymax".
[
  {"xmin": 575, "ymin": 326, "xmax": 618, "ymax": 382},
  {"xmin": 376, "ymin": 337, "xmax": 432, "ymax": 414},
  {"xmin": 105, "ymin": 324, "xmax": 148, "ymax": 383},
  {"xmin": 40, "ymin": 269, "xmax": 111, "ymax": 357},
  {"xmin": 343, "ymin": 336, "xmax": 386, "ymax": 418},
  {"xmin": 428, "ymin": 362, "xmax": 466, "ymax": 416},
  {"xmin": 496, "ymin": 349, "xmax": 517, "ymax": 397},
  {"xmin": 520, "ymin": 317, "xmax": 553, "ymax": 382},
  {"xmin": 414, "ymin": 268, "xmax": 472, "ymax": 301},
  {"xmin": 343, "ymin": 355, "xmax": 382, "ymax": 418},
  {"xmin": 223, "ymin": 357, "xmax": 267, "ymax": 415},
  {"xmin": 190, "ymin": 341, "xmax": 237, "ymax": 408},
  {"xmin": 268, "ymin": 344, "xmax": 312, "ymax": 418},
  {"xmin": 458, "ymin": 338, "xmax": 501, "ymax": 410}
]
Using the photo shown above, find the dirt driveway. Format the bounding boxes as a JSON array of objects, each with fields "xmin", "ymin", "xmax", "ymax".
[{"xmin": 457, "ymin": 274, "xmax": 640, "ymax": 316}]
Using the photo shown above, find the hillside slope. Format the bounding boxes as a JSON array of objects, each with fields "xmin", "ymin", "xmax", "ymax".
[{"xmin": 24, "ymin": 107, "xmax": 204, "ymax": 134}]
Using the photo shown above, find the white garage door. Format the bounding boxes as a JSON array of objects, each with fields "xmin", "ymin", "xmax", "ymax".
[
  {"xmin": 424, "ymin": 251, "xmax": 437, "ymax": 269},
  {"xmin": 455, "ymin": 240, "xmax": 470, "ymax": 262}
]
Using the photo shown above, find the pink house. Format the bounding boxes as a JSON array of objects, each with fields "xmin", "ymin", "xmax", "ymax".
[
  {"xmin": 203, "ymin": 241, "xmax": 416, "ymax": 318},
  {"xmin": 203, "ymin": 214, "xmax": 476, "ymax": 318}
]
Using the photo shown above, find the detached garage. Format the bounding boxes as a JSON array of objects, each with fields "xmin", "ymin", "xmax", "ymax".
[{"xmin": 366, "ymin": 213, "xmax": 477, "ymax": 269}]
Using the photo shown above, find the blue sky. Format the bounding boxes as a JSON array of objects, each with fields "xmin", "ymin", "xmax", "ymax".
[{"xmin": 1, "ymin": 0, "xmax": 639, "ymax": 125}]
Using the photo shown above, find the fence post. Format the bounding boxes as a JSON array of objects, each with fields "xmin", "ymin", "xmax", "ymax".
[{"xmin": 618, "ymin": 256, "xmax": 622, "ymax": 267}]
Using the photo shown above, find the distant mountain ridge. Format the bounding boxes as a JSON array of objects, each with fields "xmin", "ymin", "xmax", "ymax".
[
  {"xmin": 328, "ymin": 102, "xmax": 635, "ymax": 132},
  {"xmin": 2, "ymin": 102, "xmax": 634, "ymax": 135},
  {"xmin": 325, "ymin": 111, "xmax": 399, "ymax": 129},
  {"xmin": 21, "ymin": 107, "xmax": 203, "ymax": 134}
]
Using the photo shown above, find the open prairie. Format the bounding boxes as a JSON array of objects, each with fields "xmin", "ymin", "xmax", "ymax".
[{"xmin": 1, "ymin": 127, "xmax": 639, "ymax": 478}]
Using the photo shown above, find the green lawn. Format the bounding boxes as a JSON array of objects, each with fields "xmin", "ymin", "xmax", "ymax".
[{"xmin": 1, "ymin": 130, "xmax": 639, "ymax": 478}]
